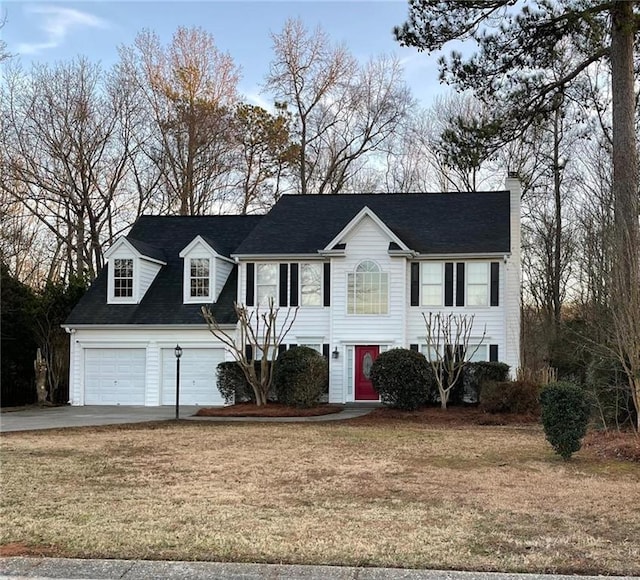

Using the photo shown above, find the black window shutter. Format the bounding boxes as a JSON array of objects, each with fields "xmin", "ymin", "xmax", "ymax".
[
  {"xmin": 278, "ymin": 344, "xmax": 287, "ymax": 357},
  {"xmin": 245, "ymin": 344, "xmax": 253, "ymax": 361},
  {"xmin": 490, "ymin": 262, "xmax": 499, "ymax": 306},
  {"xmin": 444, "ymin": 263, "xmax": 454, "ymax": 307},
  {"xmin": 489, "ymin": 344, "xmax": 499, "ymax": 362},
  {"xmin": 410, "ymin": 344, "xmax": 419, "ymax": 352},
  {"xmin": 246, "ymin": 263, "xmax": 255, "ymax": 306},
  {"xmin": 323, "ymin": 263, "xmax": 331, "ymax": 307},
  {"xmin": 322, "ymin": 344, "xmax": 330, "ymax": 359},
  {"xmin": 279, "ymin": 263, "xmax": 288, "ymax": 307},
  {"xmin": 289, "ymin": 263, "xmax": 299, "ymax": 307},
  {"xmin": 456, "ymin": 263, "xmax": 465, "ymax": 307},
  {"xmin": 410, "ymin": 263, "xmax": 420, "ymax": 306}
]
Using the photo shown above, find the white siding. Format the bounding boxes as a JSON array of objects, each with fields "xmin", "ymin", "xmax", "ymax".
[
  {"xmin": 145, "ymin": 342, "xmax": 161, "ymax": 406},
  {"xmin": 139, "ymin": 260, "xmax": 162, "ymax": 300},
  {"xmin": 215, "ymin": 258, "xmax": 233, "ymax": 300},
  {"xmin": 504, "ymin": 176, "xmax": 522, "ymax": 375},
  {"xmin": 68, "ymin": 327, "xmax": 228, "ymax": 406},
  {"xmin": 329, "ymin": 216, "xmax": 405, "ymax": 402},
  {"xmin": 106, "ymin": 245, "xmax": 162, "ymax": 304},
  {"xmin": 406, "ymin": 260, "xmax": 506, "ymax": 366},
  {"xmin": 238, "ymin": 261, "xmax": 331, "ymax": 348}
]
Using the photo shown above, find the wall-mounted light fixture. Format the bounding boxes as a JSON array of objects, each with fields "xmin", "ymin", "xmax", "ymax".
[{"xmin": 332, "ymin": 347, "xmax": 339, "ymax": 359}]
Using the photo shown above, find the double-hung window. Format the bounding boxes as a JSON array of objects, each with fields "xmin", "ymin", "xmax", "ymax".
[
  {"xmin": 256, "ymin": 264, "xmax": 278, "ymax": 306},
  {"xmin": 421, "ymin": 263, "xmax": 443, "ymax": 306},
  {"xmin": 114, "ymin": 259, "xmax": 133, "ymax": 298},
  {"xmin": 190, "ymin": 258, "xmax": 210, "ymax": 298},
  {"xmin": 467, "ymin": 263, "xmax": 489, "ymax": 306},
  {"xmin": 347, "ymin": 260, "xmax": 388, "ymax": 315},
  {"xmin": 467, "ymin": 344, "xmax": 488, "ymax": 362},
  {"xmin": 300, "ymin": 263, "xmax": 322, "ymax": 306}
]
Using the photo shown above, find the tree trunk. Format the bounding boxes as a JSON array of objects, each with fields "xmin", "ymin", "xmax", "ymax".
[
  {"xmin": 610, "ymin": 1, "xmax": 640, "ymax": 431},
  {"xmin": 552, "ymin": 103, "xmax": 563, "ymax": 325}
]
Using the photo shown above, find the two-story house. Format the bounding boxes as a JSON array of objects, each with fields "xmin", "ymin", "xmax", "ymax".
[{"xmin": 64, "ymin": 176, "xmax": 521, "ymax": 406}]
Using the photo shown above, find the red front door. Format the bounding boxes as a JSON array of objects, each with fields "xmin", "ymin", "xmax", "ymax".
[{"xmin": 355, "ymin": 345, "xmax": 380, "ymax": 400}]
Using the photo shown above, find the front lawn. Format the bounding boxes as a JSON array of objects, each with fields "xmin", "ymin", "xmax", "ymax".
[{"xmin": 1, "ymin": 416, "xmax": 638, "ymax": 574}]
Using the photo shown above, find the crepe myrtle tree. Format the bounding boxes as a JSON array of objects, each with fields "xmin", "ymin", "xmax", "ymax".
[
  {"xmin": 423, "ymin": 312, "xmax": 486, "ymax": 409},
  {"xmin": 201, "ymin": 299, "xmax": 298, "ymax": 406}
]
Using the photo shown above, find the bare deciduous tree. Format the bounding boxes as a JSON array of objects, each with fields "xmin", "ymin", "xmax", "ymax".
[
  {"xmin": 1, "ymin": 58, "xmax": 137, "ymax": 280},
  {"xmin": 202, "ymin": 300, "xmax": 298, "ymax": 406},
  {"xmin": 266, "ymin": 18, "xmax": 413, "ymax": 194},
  {"xmin": 119, "ymin": 27, "xmax": 240, "ymax": 215},
  {"xmin": 423, "ymin": 312, "xmax": 486, "ymax": 409}
]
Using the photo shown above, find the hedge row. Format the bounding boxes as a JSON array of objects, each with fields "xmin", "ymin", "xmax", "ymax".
[
  {"xmin": 369, "ymin": 348, "xmax": 511, "ymax": 410},
  {"xmin": 216, "ymin": 346, "xmax": 328, "ymax": 407}
]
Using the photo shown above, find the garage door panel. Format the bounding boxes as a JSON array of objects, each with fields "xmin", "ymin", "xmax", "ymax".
[
  {"xmin": 161, "ymin": 348, "xmax": 225, "ymax": 406},
  {"xmin": 85, "ymin": 349, "xmax": 146, "ymax": 405}
]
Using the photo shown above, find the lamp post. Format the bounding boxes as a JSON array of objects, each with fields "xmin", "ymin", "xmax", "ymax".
[{"xmin": 174, "ymin": 344, "xmax": 182, "ymax": 420}]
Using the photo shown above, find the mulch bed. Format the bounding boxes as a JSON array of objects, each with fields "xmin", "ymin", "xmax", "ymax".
[
  {"xmin": 0, "ymin": 542, "xmax": 60, "ymax": 557},
  {"xmin": 583, "ymin": 429, "xmax": 640, "ymax": 462},
  {"xmin": 194, "ymin": 403, "xmax": 344, "ymax": 417},
  {"xmin": 347, "ymin": 406, "xmax": 539, "ymax": 426}
]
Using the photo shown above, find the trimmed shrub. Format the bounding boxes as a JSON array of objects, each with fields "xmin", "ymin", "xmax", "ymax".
[
  {"xmin": 217, "ymin": 361, "xmax": 252, "ymax": 404},
  {"xmin": 539, "ymin": 381, "xmax": 590, "ymax": 460},
  {"xmin": 274, "ymin": 346, "xmax": 328, "ymax": 408},
  {"xmin": 370, "ymin": 348, "xmax": 435, "ymax": 410},
  {"xmin": 480, "ymin": 380, "xmax": 540, "ymax": 414},
  {"xmin": 462, "ymin": 361, "xmax": 511, "ymax": 404},
  {"xmin": 217, "ymin": 361, "xmax": 276, "ymax": 404}
]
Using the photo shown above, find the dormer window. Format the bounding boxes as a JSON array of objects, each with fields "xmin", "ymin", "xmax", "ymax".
[
  {"xmin": 179, "ymin": 236, "xmax": 231, "ymax": 304},
  {"xmin": 105, "ymin": 237, "xmax": 165, "ymax": 305},
  {"xmin": 114, "ymin": 259, "xmax": 134, "ymax": 298},
  {"xmin": 190, "ymin": 258, "xmax": 210, "ymax": 298}
]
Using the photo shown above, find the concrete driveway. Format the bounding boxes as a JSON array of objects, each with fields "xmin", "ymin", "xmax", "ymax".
[
  {"xmin": 0, "ymin": 405, "xmax": 199, "ymax": 433},
  {"xmin": 0, "ymin": 405, "xmax": 372, "ymax": 432}
]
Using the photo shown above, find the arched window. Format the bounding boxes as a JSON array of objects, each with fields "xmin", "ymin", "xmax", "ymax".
[{"xmin": 347, "ymin": 260, "xmax": 388, "ymax": 314}]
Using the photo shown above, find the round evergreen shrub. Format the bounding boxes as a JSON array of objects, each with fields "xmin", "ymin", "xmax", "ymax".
[
  {"xmin": 274, "ymin": 346, "xmax": 328, "ymax": 408},
  {"xmin": 217, "ymin": 361, "xmax": 254, "ymax": 404},
  {"xmin": 539, "ymin": 381, "xmax": 590, "ymax": 460},
  {"xmin": 370, "ymin": 348, "xmax": 434, "ymax": 410},
  {"xmin": 479, "ymin": 380, "xmax": 540, "ymax": 414}
]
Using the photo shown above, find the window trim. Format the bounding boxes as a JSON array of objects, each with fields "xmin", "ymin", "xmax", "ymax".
[
  {"xmin": 420, "ymin": 262, "xmax": 443, "ymax": 307},
  {"xmin": 466, "ymin": 343, "xmax": 488, "ymax": 362},
  {"xmin": 255, "ymin": 263, "xmax": 279, "ymax": 308},
  {"xmin": 108, "ymin": 256, "xmax": 137, "ymax": 304},
  {"xmin": 113, "ymin": 258, "xmax": 134, "ymax": 299},
  {"xmin": 347, "ymin": 259, "xmax": 389, "ymax": 316},
  {"xmin": 466, "ymin": 262, "xmax": 490, "ymax": 307},
  {"xmin": 182, "ymin": 253, "xmax": 215, "ymax": 304},
  {"xmin": 188, "ymin": 257, "xmax": 211, "ymax": 300},
  {"xmin": 299, "ymin": 262, "xmax": 323, "ymax": 308}
]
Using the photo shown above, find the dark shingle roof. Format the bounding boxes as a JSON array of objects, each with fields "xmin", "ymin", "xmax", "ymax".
[
  {"xmin": 127, "ymin": 238, "xmax": 166, "ymax": 263},
  {"xmin": 65, "ymin": 216, "xmax": 262, "ymax": 326},
  {"xmin": 66, "ymin": 192, "xmax": 511, "ymax": 327},
  {"xmin": 234, "ymin": 192, "xmax": 510, "ymax": 255}
]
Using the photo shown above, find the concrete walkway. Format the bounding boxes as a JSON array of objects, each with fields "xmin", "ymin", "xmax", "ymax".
[
  {"xmin": 0, "ymin": 405, "xmax": 372, "ymax": 433},
  {"xmin": 1, "ymin": 557, "xmax": 637, "ymax": 580}
]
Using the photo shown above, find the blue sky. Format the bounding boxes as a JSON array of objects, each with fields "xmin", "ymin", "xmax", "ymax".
[{"xmin": 1, "ymin": 0, "xmax": 450, "ymax": 108}]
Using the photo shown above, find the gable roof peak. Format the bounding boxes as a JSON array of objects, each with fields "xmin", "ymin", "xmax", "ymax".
[{"xmin": 322, "ymin": 205, "xmax": 411, "ymax": 253}]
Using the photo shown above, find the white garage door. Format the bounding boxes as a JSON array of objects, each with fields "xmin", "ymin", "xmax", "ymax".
[
  {"xmin": 161, "ymin": 348, "xmax": 225, "ymax": 406},
  {"xmin": 85, "ymin": 349, "xmax": 146, "ymax": 405}
]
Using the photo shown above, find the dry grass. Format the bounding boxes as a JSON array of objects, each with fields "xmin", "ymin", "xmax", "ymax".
[{"xmin": 1, "ymin": 418, "xmax": 639, "ymax": 574}]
